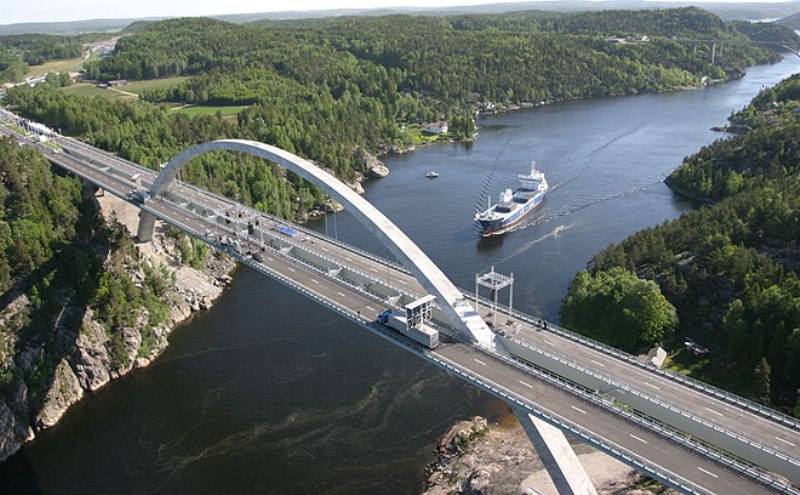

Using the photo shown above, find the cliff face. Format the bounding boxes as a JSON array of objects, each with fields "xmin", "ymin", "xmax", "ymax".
[{"xmin": 0, "ymin": 194, "xmax": 234, "ymax": 463}]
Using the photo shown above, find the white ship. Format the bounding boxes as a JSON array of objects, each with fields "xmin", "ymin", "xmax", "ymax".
[{"xmin": 475, "ymin": 162, "xmax": 548, "ymax": 236}]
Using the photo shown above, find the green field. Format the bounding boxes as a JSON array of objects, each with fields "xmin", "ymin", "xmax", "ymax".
[
  {"xmin": 26, "ymin": 55, "xmax": 86, "ymax": 78},
  {"xmin": 60, "ymin": 83, "xmax": 137, "ymax": 102},
  {"xmin": 124, "ymin": 76, "xmax": 191, "ymax": 95},
  {"xmin": 175, "ymin": 105, "xmax": 248, "ymax": 118}
]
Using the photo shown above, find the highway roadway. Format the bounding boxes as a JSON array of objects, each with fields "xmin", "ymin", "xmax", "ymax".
[{"xmin": 1, "ymin": 123, "xmax": 798, "ymax": 494}]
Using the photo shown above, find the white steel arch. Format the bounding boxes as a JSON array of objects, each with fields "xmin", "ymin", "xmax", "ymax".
[{"xmin": 150, "ymin": 139, "xmax": 496, "ymax": 348}]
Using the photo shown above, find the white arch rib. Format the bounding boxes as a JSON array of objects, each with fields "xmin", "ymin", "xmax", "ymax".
[{"xmin": 151, "ymin": 139, "xmax": 496, "ymax": 348}]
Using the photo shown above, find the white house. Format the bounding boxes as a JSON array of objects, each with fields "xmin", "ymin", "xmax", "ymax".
[{"xmin": 424, "ymin": 121, "xmax": 449, "ymax": 134}]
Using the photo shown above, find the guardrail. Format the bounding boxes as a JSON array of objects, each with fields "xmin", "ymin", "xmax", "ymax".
[
  {"xmin": 169, "ymin": 179, "xmax": 410, "ymax": 273},
  {"xmin": 159, "ymin": 197, "xmax": 417, "ymax": 313},
  {"xmin": 468, "ymin": 291, "xmax": 800, "ymax": 431},
  {"xmin": 502, "ymin": 334, "xmax": 800, "ymax": 470}
]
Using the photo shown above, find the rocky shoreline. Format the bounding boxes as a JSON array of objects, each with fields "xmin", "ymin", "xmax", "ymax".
[
  {"xmin": 0, "ymin": 193, "xmax": 235, "ymax": 462},
  {"xmin": 422, "ymin": 415, "xmax": 676, "ymax": 495}
]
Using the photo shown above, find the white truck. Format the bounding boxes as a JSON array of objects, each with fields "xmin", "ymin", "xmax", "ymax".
[{"xmin": 377, "ymin": 310, "xmax": 439, "ymax": 349}]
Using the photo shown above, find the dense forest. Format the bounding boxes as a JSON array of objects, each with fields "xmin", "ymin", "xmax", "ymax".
[
  {"xmin": 6, "ymin": 9, "xmax": 796, "ymax": 223},
  {"xmin": 0, "ymin": 34, "xmax": 84, "ymax": 82},
  {"xmin": 89, "ymin": 9, "xmax": 791, "ymax": 105},
  {"xmin": 563, "ymin": 75, "xmax": 800, "ymax": 412},
  {"xmin": 0, "ymin": 138, "xmax": 172, "ymax": 408}
]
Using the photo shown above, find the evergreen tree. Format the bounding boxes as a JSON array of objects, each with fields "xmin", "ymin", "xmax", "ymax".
[{"xmin": 753, "ymin": 357, "xmax": 772, "ymax": 405}]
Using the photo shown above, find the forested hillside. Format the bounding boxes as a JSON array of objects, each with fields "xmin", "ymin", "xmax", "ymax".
[
  {"xmin": 7, "ymin": 8, "xmax": 795, "ymax": 223},
  {"xmin": 563, "ymin": 75, "xmax": 800, "ymax": 413},
  {"xmin": 89, "ymin": 9, "xmax": 789, "ymax": 105}
]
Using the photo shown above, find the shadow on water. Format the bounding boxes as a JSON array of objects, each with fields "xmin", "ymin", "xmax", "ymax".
[{"xmin": 475, "ymin": 232, "xmax": 507, "ymax": 253}]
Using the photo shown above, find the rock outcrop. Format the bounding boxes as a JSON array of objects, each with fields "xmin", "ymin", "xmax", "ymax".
[
  {"xmin": 35, "ymin": 359, "xmax": 83, "ymax": 429},
  {"xmin": 367, "ymin": 163, "xmax": 390, "ymax": 178},
  {"xmin": 422, "ymin": 416, "xmax": 672, "ymax": 495},
  {"xmin": 358, "ymin": 147, "xmax": 390, "ymax": 178}
]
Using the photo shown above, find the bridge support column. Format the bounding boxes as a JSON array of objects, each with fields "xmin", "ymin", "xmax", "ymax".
[
  {"xmin": 81, "ymin": 179, "xmax": 100, "ymax": 199},
  {"xmin": 136, "ymin": 210, "xmax": 156, "ymax": 243},
  {"xmin": 513, "ymin": 407, "xmax": 598, "ymax": 495}
]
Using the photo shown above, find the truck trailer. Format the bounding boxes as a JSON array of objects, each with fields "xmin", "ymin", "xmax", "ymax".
[{"xmin": 377, "ymin": 310, "xmax": 439, "ymax": 349}]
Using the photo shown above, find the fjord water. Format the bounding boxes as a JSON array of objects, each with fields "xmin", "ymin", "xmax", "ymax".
[{"xmin": 3, "ymin": 56, "xmax": 800, "ymax": 494}]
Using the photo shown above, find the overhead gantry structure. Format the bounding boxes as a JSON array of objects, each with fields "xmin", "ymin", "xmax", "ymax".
[{"xmin": 137, "ymin": 139, "xmax": 498, "ymax": 350}]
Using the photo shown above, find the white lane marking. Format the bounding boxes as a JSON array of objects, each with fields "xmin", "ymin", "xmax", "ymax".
[
  {"xmin": 369, "ymin": 267, "xmax": 378, "ymax": 272},
  {"xmin": 344, "ymin": 256, "xmax": 353, "ymax": 261},
  {"xmin": 287, "ymin": 267, "xmax": 295, "ymax": 272},
  {"xmin": 589, "ymin": 359, "xmax": 606, "ymax": 368},
  {"xmin": 543, "ymin": 340, "xmax": 557, "ymax": 346},
  {"xmin": 705, "ymin": 407, "xmax": 724, "ymax": 417},
  {"xmin": 570, "ymin": 405, "xmax": 587, "ymax": 415},
  {"xmin": 474, "ymin": 358, "xmax": 487, "ymax": 366},
  {"xmin": 697, "ymin": 467, "xmax": 719, "ymax": 479},
  {"xmin": 312, "ymin": 279, "xmax": 320, "ymax": 284},
  {"xmin": 629, "ymin": 433, "xmax": 648, "ymax": 444},
  {"xmin": 336, "ymin": 291, "xmax": 346, "ymax": 297},
  {"xmin": 320, "ymin": 247, "xmax": 329, "ymax": 251},
  {"xmin": 518, "ymin": 380, "xmax": 533, "ymax": 389},
  {"xmin": 365, "ymin": 305, "xmax": 375, "ymax": 312},
  {"xmin": 644, "ymin": 382, "xmax": 661, "ymax": 390},
  {"xmin": 775, "ymin": 436, "xmax": 796, "ymax": 447},
  {"xmin": 397, "ymin": 279, "xmax": 408, "ymax": 285},
  {"xmin": 266, "ymin": 257, "xmax": 273, "ymax": 262}
]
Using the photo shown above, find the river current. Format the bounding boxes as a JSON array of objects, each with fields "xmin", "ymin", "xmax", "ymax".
[{"xmin": 3, "ymin": 56, "xmax": 800, "ymax": 494}]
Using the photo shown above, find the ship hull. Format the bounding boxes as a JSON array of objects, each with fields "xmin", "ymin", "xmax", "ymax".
[{"xmin": 477, "ymin": 193, "xmax": 544, "ymax": 236}]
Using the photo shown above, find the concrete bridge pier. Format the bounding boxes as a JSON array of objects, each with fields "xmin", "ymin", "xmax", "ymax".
[
  {"xmin": 81, "ymin": 179, "xmax": 100, "ymax": 199},
  {"xmin": 136, "ymin": 210, "xmax": 156, "ymax": 243},
  {"xmin": 513, "ymin": 407, "xmax": 598, "ymax": 495}
]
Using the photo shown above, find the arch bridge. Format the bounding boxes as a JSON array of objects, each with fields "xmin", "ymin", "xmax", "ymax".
[{"xmin": 137, "ymin": 139, "xmax": 497, "ymax": 350}]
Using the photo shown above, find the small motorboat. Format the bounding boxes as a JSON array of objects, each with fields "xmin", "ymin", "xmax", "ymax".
[{"xmin": 426, "ymin": 171, "xmax": 439, "ymax": 178}]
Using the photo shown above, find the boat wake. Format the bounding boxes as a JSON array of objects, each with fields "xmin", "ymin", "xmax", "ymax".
[{"xmin": 491, "ymin": 222, "xmax": 575, "ymax": 266}]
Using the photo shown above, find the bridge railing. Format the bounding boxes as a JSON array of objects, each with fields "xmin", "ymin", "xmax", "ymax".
[
  {"xmin": 457, "ymin": 333, "xmax": 799, "ymax": 495},
  {"xmin": 157, "ymin": 196, "xmax": 422, "ymax": 317},
  {"xmin": 468, "ymin": 291, "xmax": 800, "ymax": 431},
  {"xmin": 501, "ymin": 334, "xmax": 800, "ymax": 469}
]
